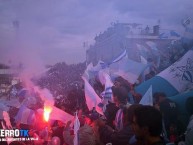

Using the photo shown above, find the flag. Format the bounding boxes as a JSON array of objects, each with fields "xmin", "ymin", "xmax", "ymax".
[
  {"xmin": 84, "ymin": 61, "xmax": 105, "ymax": 81},
  {"xmin": 139, "ymin": 85, "xmax": 153, "ymax": 106},
  {"xmin": 112, "ymin": 49, "xmax": 127, "ymax": 63},
  {"xmin": 99, "ymin": 49, "xmax": 127, "ymax": 69},
  {"xmin": 110, "ymin": 58, "xmax": 148, "ymax": 84},
  {"xmin": 140, "ymin": 55, "xmax": 148, "ymax": 64},
  {"xmin": 3, "ymin": 111, "xmax": 12, "ymax": 129},
  {"xmin": 136, "ymin": 76, "xmax": 178, "ymax": 97},
  {"xmin": 136, "ymin": 49, "xmax": 193, "ymax": 97},
  {"xmin": 158, "ymin": 49, "xmax": 193, "ymax": 92},
  {"xmin": 136, "ymin": 44, "xmax": 149, "ymax": 59},
  {"xmin": 37, "ymin": 106, "xmax": 74, "ymax": 123},
  {"xmin": 1, "ymin": 121, "xmax": 13, "ymax": 145},
  {"xmin": 50, "ymin": 106, "xmax": 74, "ymax": 123},
  {"xmin": 82, "ymin": 76, "xmax": 103, "ymax": 115},
  {"xmin": 74, "ymin": 112, "xmax": 80, "ymax": 145},
  {"xmin": 15, "ymin": 104, "xmax": 36, "ymax": 125},
  {"xmin": 82, "ymin": 62, "xmax": 94, "ymax": 81},
  {"xmin": 98, "ymin": 70, "xmax": 113, "ymax": 101},
  {"xmin": 169, "ymin": 90, "xmax": 193, "ymax": 125}
]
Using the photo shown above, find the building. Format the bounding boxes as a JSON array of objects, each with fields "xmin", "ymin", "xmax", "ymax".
[{"xmin": 86, "ymin": 22, "xmax": 180, "ymax": 66}]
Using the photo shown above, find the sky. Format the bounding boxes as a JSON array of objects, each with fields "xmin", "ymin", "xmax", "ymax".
[{"xmin": 0, "ymin": 0, "xmax": 193, "ymax": 67}]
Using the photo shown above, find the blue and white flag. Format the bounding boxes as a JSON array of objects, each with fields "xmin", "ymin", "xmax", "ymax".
[
  {"xmin": 112, "ymin": 49, "xmax": 127, "ymax": 63},
  {"xmin": 99, "ymin": 49, "xmax": 128, "ymax": 69},
  {"xmin": 98, "ymin": 70, "xmax": 113, "ymax": 101},
  {"xmin": 158, "ymin": 49, "xmax": 193, "ymax": 93},
  {"xmin": 139, "ymin": 85, "xmax": 153, "ymax": 106},
  {"xmin": 82, "ymin": 76, "xmax": 103, "ymax": 115}
]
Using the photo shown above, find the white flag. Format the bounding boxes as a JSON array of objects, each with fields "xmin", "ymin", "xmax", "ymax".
[
  {"xmin": 37, "ymin": 106, "xmax": 74, "ymax": 123},
  {"xmin": 110, "ymin": 58, "xmax": 148, "ymax": 84},
  {"xmin": 82, "ymin": 76, "xmax": 103, "ymax": 115},
  {"xmin": 74, "ymin": 112, "xmax": 80, "ymax": 145}
]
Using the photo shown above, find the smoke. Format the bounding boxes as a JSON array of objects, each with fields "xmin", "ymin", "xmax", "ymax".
[
  {"xmin": 6, "ymin": 20, "xmax": 55, "ymax": 105},
  {"xmin": 34, "ymin": 87, "xmax": 55, "ymax": 106}
]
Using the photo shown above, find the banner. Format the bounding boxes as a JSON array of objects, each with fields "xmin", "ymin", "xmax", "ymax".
[{"xmin": 158, "ymin": 49, "xmax": 193, "ymax": 92}]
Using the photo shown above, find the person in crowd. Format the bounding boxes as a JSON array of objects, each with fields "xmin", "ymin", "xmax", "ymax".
[
  {"xmin": 97, "ymin": 104, "xmax": 141, "ymax": 145},
  {"xmin": 111, "ymin": 86, "xmax": 131, "ymax": 131},
  {"xmin": 51, "ymin": 120, "xmax": 65, "ymax": 145},
  {"xmin": 128, "ymin": 83, "xmax": 142, "ymax": 104},
  {"xmin": 145, "ymin": 70, "xmax": 156, "ymax": 81},
  {"xmin": 104, "ymin": 102, "xmax": 119, "ymax": 129},
  {"xmin": 132, "ymin": 105, "xmax": 165, "ymax": 145},
  {"xmin": 48, "ymin": 136, "xmax": 61, "ymax": 145},
  {"xmin": 63, "ymin": 109, "xmax": 99, "ymax": 145},
  {"xmin": 153, "ymin": 92, "xmax": 178, "ymax": 141},
  {"xmin": 185, "ymin": 97, "xmax": 193, "ymax": 145}
]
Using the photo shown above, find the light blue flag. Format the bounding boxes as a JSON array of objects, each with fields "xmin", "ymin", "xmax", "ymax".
[
  {"xmin": 169, "ymin": 90, "xmax": 193, "ymax": 127},
  {"xmin": 139, "ymin": 85, "xmax": 153, "ymax": 106}
]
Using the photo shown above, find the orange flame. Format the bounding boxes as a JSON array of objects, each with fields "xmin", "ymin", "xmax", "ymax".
[{"xmin": 44, "ymin": 105, "xmax": 52, "ymax": 122}]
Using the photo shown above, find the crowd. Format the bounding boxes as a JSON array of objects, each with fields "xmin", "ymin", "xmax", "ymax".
[
  {"xmin": 0, "ymin": 38, "xmax": 193, "ymax": 145},
  {"xmin": 1, "ymin": 76, "xmax": 193, "ymax": 145}
]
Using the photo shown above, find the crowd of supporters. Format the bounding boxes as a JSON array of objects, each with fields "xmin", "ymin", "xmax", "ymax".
[{"xmin": 0, "ymin": 39, "xmax": 193, "ymax": 145}]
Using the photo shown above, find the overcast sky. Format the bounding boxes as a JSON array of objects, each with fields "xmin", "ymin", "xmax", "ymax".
[{"xmin": 0, "ymin": 0, "xmax": 193, "ymax": 66}]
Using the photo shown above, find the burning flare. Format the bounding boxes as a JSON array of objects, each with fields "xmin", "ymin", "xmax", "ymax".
[{"xmin": 44, "ymin": 105, "xmax": 52, "ymax": 122}]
